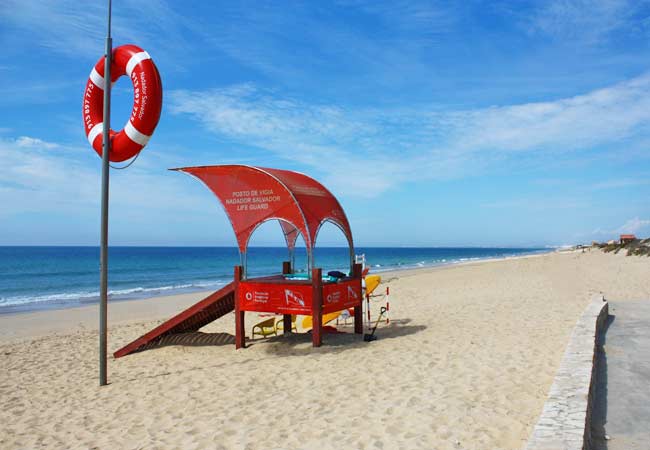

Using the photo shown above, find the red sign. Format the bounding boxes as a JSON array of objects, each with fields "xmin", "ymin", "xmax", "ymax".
[
  {"xmin": 323, "ymin": 279, "xmax": 362, "ymax": 314},
  {"xmin": 239, "ymin": 281, "xmax": 313, "ymax": 314},
  {"xmin": 238, "ymin": 278, "xmax": 362, "ymax": 315}
]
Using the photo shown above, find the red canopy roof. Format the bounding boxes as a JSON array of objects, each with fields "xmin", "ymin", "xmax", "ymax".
[{"xmin": 173, "ymin": 165, "xmax": 353, "ymax": 255}]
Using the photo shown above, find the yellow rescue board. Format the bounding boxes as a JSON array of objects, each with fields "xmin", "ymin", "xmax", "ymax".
[
  {"xmin": 365, "ymin": 274, "xmax": 382, "ymax": 295},
  {"xmin": 301, "ymin": 310, "xmax": 342, "ymax": 330}
]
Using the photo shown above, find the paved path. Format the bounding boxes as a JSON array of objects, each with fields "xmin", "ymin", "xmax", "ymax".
[{"xmin": 591, "ymin": 300, "xmax": 650, "ymax": 450}]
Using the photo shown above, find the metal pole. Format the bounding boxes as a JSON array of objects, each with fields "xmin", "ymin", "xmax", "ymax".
[
  {"xmin": 99, "ymin": 0, "xmax": 112, "ymax": 387},
  {"xmin": 307, "ymin": 249, "xmax": 313, "ymax": 279}
]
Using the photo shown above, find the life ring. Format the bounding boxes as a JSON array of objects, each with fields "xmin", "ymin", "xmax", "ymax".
[{"xmin": 82, "ymin": 44, "xmax": 163, "ymax": 162}]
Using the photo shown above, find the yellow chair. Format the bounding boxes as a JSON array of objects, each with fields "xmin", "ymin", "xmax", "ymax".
[
  {"xmin": 365, "ymin": 274, "xmax": 382, "ymax": 295},
  {"xmin": 301, "ymin": 310, "xmax": 342, "ymax": 330},
  {"xmin": 251, "ymin": 317, "xmax": 277, "ymax": 339},
  {"xmin": 275, "ymin": 315, "xmax": 298, "ymax": 333}
]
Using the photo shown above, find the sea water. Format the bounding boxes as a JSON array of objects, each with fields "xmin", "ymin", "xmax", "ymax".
[{"xmin": 0, "ymin": 246, "xmax": 547, "ymax": 313}]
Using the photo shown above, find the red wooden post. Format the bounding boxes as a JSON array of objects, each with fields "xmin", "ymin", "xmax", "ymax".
[
  {"xmin": 234, "ymin": 265, "xmax": 245, "ymax": 349},
  {"xmin": 312, "ymin": 268, "xmax": 323, "ymax": 347},
  {"xmin": 282, "ymin": 261, "xmax": 292, "ymax": 334},
  {"xmin": 353, "ymin": 263, "xmax": 363, "ymax": 334}
]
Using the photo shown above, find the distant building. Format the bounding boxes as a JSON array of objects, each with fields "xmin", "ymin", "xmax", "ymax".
[
  {"xmin": 607, "ymin": 240, "xmax": 616, "ymax": 245},
  {"xmin": 620, "ymin": 234, "xmax": 636, "ymax": 244}
]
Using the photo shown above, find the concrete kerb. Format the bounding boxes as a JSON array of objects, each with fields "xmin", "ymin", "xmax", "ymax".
[{"xmin": 525, "ymin": 296, "xmax": 609, "ymax": 450}]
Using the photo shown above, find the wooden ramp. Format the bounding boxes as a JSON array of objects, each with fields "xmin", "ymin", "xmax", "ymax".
[{"xmin": 113, "ymin": 282, "xmax": 236, "ymax": 358}]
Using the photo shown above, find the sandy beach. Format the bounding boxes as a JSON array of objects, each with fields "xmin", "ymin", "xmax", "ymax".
[{"xmin": 1, "ymin": 250, "xmax": 648, "ymax": 450}]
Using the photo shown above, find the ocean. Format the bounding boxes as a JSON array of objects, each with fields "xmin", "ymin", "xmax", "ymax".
[{"xmin": 0, "ymin": 246, "xmax": 548, "ymax": 313}]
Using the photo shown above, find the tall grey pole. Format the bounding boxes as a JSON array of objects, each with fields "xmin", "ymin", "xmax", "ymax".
[{"xmin": 99, "ymin": 0, "xmax": 112, "ymax": 387}]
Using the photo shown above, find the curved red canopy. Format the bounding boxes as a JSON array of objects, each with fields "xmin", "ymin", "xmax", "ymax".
[{"xmin": 173, "ymin": 165, "xmax": 353, "ymax": 256}]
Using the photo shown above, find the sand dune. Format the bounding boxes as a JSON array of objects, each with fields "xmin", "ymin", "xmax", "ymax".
[{"xmin": 1, "ymin": 250, "xmax": 648, "ymax": 449}]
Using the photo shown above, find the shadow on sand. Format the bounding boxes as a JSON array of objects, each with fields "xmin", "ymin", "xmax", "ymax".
[
  {"xmin": 590, "ymin": 313, "xmax": 615, "ymax": 450},
  {"xmin": 115, "ymin": 319, "xmax": 425, "ymax": 383},
  {"xmin": 128, "ymin": 318, "xmax": 425, "ymax": 358},
  {"xmin": 260, "ymin": 318, "xmax": 426, "ymax": 357},
  {"xmin": 132, "ymin": 331, "xmax": 236, "ymax": 353}
]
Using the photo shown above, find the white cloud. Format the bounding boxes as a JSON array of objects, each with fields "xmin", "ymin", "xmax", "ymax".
[
  {"xmin": 616, "ymin": 217, "xmax": 650, "ymax": 234},
  {"xmin": 0, "ymin": 136, "xmax": 212, "ymax": 221},
  {"xmin": 481, "ymin": 198, "xmax": 587, "ymax": 211},
  {"xmin": 527, "ymin": 0, "xmax": 649, "ymax": 45},
  {"xmin": 0, "ymin": 137, "xmax": 98, "ymax": 216},
  {"xmin": 169, "ymin": 86, "xmax": 407, "ymax": 196},
  {"xmin": 340, "ymin": 0, "xmax": 457, "ymax": 33},
  {"xmin": 591, "ymin": 217, "xmax": 650, "ymax": 238},
  {"xmin": 169, "ymin": 71, "xmax": 650, "ymax": 196},
  {"xmin": 447, "ymin": 73, "xmax": 650, "ymax": 155},
  {"xmin": 0, "ymin": 80, "xmax": 79, "ymax": 106},
  {"xmin": 591, "ymin": 178, "xmax": 650, "ymax": 190},
  {"xmin": 0, "ymin": 0, "xmax": 190, "ymax": 59},
  {"xmin": 15, "ymin": 136, "xmax": 59, "ymax": 149}
]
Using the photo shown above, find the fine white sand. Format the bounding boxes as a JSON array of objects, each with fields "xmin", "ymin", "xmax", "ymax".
[{"xmin": 1, "ymin": 250, "xmax": 649, "ymax": 450}]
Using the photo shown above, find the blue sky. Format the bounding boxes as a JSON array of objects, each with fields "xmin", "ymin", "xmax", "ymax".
[{"xmin": 1, "ymin": 0, "xmax": 649, "ymax": 247}]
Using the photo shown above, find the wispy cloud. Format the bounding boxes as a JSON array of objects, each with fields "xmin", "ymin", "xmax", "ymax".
[
  {"xmin": 0, "ymin": 135, "xmax": 209, "ymax": 221},
  {"xmin": 591, "ymin": 217, "xmax": 650, "ymax": 238},
  {"xmin": 446, "ymin": 73, "xmax": 650, "ymax": 155},
  {"xmin": 0, "ymin": 0, "xmax": 191, "ymax": 60},
  {"xmin": 169, "ymin": 85, "xmax": 406, "ymax": 195},
  {"xmin": 591, "ymin": 178, "xmax": 650, "ymax": 190},
  {"xmin": 526, "ymin": 0, "xmax": 650, "ymax": 45},
  {"xmin": 481, "ymin": 198, "xmax": 587, "ymax": 211},
  {"xmin": 191, "ymin": 1, "xmax": 459, "ymax": 88},
  {"xmin": 14, "ymin": 136, "xmax": 59, "ymax": 149},
  {"xmin": 339, "ymin": 0, "xmax": 457, "ymax": 33},
  {"xmin": 0, "ymin": 136, "xmax": 97, "ymax": 214},
  {"xmin": 0, "ymin": 80, "xmax": 80, "ymax": 105},
  {"xmin": 616, "ymin": 217, "xmax": 650, "ymax": 234},
  {"xmin": 169, "ymin": 71, "xmax": 650, "ymax": 195}
]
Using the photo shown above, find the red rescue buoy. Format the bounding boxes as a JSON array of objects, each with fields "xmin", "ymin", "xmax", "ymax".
[{"xmin": 82, "ymin": 44, "xmax": 163, "ymax": 162}]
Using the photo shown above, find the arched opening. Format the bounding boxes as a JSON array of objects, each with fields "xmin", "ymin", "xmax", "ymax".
[
  {"xmin": 244, "ymin": 219, "xmax": 309, "ymax": 278},
  {"xmin": 313, "ymin": 219, "xmax": 354, "ymax": 275},
  {"xmin": 290, "ymin": 233, "xmax": 309, "ymax": 275}
]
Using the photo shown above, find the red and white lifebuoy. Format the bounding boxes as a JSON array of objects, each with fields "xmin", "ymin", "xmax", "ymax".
[{"xmin": 82, "ymin": 44, "xmax": 162, "ymax": 162}]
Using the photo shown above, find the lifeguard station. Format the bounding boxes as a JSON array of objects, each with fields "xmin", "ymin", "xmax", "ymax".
[{"xmin": 114, "ymin": 165, "xmax": 363, "ymax": 357}]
